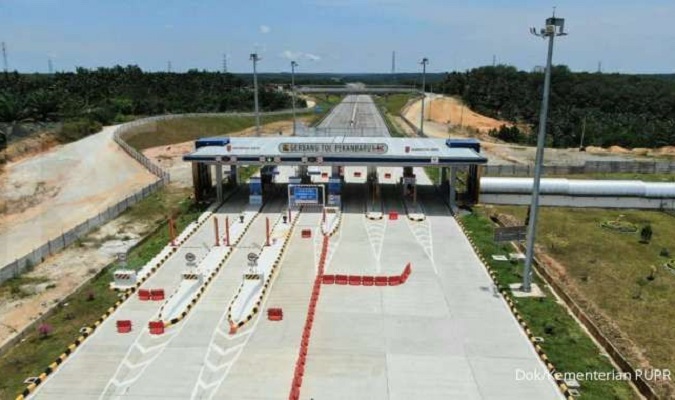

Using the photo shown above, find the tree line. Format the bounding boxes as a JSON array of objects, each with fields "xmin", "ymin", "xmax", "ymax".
[
  {"xmin": 0, "ymin": 65, "xmax": 300, "ymax": 144},
  {"xmin": 440, "ymin": 65, "xmax": 675, "ymax": 148}
]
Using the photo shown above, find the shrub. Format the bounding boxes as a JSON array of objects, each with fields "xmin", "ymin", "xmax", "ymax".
[
  {"xmin": 660, "ymin": 248, "xmax": 670, "ymax": 258},
  {"xmin": 56, "ymin": 119, "xmax": 103, "ymax": 143},
  {"xmin": 640, "ymin": 224, "xmax": 653, "ymax": 243},
  {"xmin": 38, "ymin": 323, "xmax": 53, "ymax": 338}
]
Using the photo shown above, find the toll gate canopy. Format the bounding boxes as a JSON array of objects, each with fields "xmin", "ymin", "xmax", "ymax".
[{"xmin": 183, "ymin": 136, "xmax": 487, "ymax": 166}]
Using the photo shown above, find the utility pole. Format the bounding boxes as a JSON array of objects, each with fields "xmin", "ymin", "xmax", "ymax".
[
  {"xmin": 167, "ymin": 61, "xmax": 172, "ymax": 73},
  {"xmin": 522, "ymin": 12, "xmax": 567, "ymax": 292},
  {"xmin": 2, "ymin": 42, "xmax": 8, "ymax": 73},
  {"xmin": 419, "ymin": 57, "xmax": 429, "ymax": 136},
  {"xmin": 250, "ymin": 53, "xmax": 261, "ymax": 136},
  {"xmin": 492, "ymin": 54, "xmax": 496, "ymax": 67},
  {"xmin": 48, "ymin": 58, "xmax": 54, "ymax": 74},
  {"xmin": 222, "ymin": 53, "xmax": 228, "ymax": 73},
  {"xmin": 391, "ymin": 51, "xmax": 396, "ymax": 74},
  {"xmin": 291, "ymin": 60, "xmax": 298, "ymax": 136},
  {"xmin": 579, "ymin": 116, "xmax": 587, "ymax": 150}
]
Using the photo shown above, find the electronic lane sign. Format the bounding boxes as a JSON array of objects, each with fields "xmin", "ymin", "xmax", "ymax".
[{"xmin": 294, "ymin": 186, "xmax": 319, "ymax": 204}]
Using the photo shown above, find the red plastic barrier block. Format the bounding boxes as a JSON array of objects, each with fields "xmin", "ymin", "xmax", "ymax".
[
  {"xmin": 116, "ymin": 320, "xmax": 132, "ymax": 333},
  {"xmin": 362, "ymin": 276, "xmax": 374, "ymax": 286},
  {"xmin": 148, "ymin": 321, "xmax": 165, "ymax": 335},
  {"xmin": 150, "ymin": 289, "xmax": 165, "ymax": 301},
  {"xmin": 138, "ymin": 289, "xmax": 150, "ymax": 301},
  {"xmin": 384, "ymin": 173, "xmax": 392, "ymax": 179},
  {"xmin": 348, "ymin": 276, "xmax": 362, "ymax": 286},
  {"xmin": 388, "ymin": 211, "xmax": 398, "ymax": 220},
  {"xmin": 301, "ymin": 229, "xmax": 312, "ymax": 238},
  {"xmin": 335, "ymin": 274, "xmax": 348, "ymax": 285},
  {"xmin": 321, "ymin": 172, "xmax": 328, "ymax": 178},
  {"xmin": 388, "ymin": 276, "xmax": 402, "ymax": 286},
  {"xmin": 375, "ymin": 277, "xmax": 388, "ymax": 286},
  {"xmin": 267, "ymin": 308, "xmax": 283, "ymax": 321}
]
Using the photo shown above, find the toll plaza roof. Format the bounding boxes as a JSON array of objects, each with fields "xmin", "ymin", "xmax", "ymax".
[{"xmin": 183, "ymin": 136, "xmax": 487, "ymax": 167}]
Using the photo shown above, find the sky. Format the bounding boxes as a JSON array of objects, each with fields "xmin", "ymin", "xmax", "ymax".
[{"xmin": 2, "ymin": 0, "xmax": 674, "ymax": 74}]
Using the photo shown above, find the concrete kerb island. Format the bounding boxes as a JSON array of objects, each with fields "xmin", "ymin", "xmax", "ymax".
[
  {"xmin": 453, "ymin": 217, "xmax": 576, "ymax": 400},
  {"xmin": 226, "ymin": 208, "xmax": 302, "ymax": 331},
  {"xmin": 155, "ymin": 208, "xmax": 260, "ymax": 329}
]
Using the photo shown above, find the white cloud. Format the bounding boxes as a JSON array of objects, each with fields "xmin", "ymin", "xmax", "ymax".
[
  {"xmin": 281, "ymin": 50, "xmax": 322, "ymax": 62},
  {"xmin": 259, "ymin": 25, "xmax": 271, "ymax": 34},
  {"xmin": 304, "ymin": 53, "xmax": 321, "ymax": 61}
]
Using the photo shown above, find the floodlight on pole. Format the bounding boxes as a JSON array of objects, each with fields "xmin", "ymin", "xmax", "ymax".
[
  {"xmin": 291, "ymin": 60, "xmax": 298, "ymax": 136},
  {"xmin": 419, "ymin": 57, "xmax": 429, "ymax": 136},
  {"xmin": 250, "ymin": 53, "xmax": 261, "ymax": 136},
  {"xmin": 522, "ymin": 12, "xmax": 567, "ymax": 292}
]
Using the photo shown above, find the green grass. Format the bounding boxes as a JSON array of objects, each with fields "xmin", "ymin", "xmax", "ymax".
[
  {"xmin": 124, "ymin": 113, "xmax": 304, "ymax": 150},
  {"xmin": 423, "ymin": 167, "xmax": 440, "ymax": 184},
  {"xmin": 461, "ymin": 210, "xmax": 638, "ymax": 399},
  {"xmin": 0, "ymin": 187, "xmax": 205, "ymax": 399},
  {"xmin": 483, "ymin": 205, "xmax": 675, "ymax": 389},
  {"xmin": 374, "ymin": 94, "xmax": 416, "ymax": 138}
]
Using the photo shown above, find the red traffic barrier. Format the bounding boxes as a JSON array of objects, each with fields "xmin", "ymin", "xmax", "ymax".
[
  {"xmin": 353, "ymin": 171, "xmax": 362, "ymax": 177},
  {"xmin": 150, "ymin": 289, "xmax": 165, "ymax": 301},
  {"xmin": 138, "ymin": 289, "xmax": 150, "ymax": 301},
  {"xmin": 148, "ymin": 321, "xmax": 165, "ymax": 335},
  {"xmin": 388, "ymin": 211, "xmax": 398, "ymax": 220},
  {"xmin": 388, "ymin": 276, "xmax": 402, "ymax": 286},
  {"xmin": 362, "ymin": 276, "xmax": 374, "ymax": 286},
  {"xmin": 301, "ymin": 229, "xmax": 312, "ymax": 239},
  {"xmin": 384, "ymin": 173, "xmax": 392, "ymax": 179},
  {"xmin": 116, "ymin": 320, "xmax": 132, "ymax": 333},
  {"xmin": 348, "ymin": 275, "xmax": 362, "ymax": 286},
  {"xmin": 375, "ymin": 277, "xmax": 388, "ymax": 286},
  {"xmin": 335, "ymin": 274, "xmax": 348, "ymax": 285},
  {"xmin": 321, "ymin": 172, "xmax": 328, "ymax": 178},
  {"xmin": 268, "ymin": 308, "xmax": 283, "ymax": 321}
]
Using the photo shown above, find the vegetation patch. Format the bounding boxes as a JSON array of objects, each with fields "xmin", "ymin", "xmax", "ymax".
[
  {"xmin": 484, "ymin": 205, "xmax": 675, "ymax": 398},
  {"xmin": 600, "ymin": 215, "xmax": 638, "ymax": 233}
]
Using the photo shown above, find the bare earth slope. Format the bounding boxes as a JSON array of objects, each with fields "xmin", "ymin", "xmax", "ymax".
[{"xmin": 0, "ymin": 125, "xmax": 156, "ymax": 267}]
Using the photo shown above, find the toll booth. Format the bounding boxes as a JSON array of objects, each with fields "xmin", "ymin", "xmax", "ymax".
[
  {"xmin": 249, "ymin": 177, "xmax": 263, "ymax": 205},
  {"xmin": 402, "ymin": 166, "xmax": 417, "ymax": 203},
  {"xmin": 328, "ymin": 178, "xmax": 342, "ymax": 207}
]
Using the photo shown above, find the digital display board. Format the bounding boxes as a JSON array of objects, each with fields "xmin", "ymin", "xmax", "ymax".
[{"xmin": 294, "ymin": 186, "xmax": 319, "ymax": 204}]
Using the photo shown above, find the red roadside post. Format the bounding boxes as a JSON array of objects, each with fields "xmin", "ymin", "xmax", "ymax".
[
  {"xmin": 266, "ymin": 217, "xmax": 270, "ymax": 246},
  {"xmin": 214, "ymin": 217, "xmax": 220, "ymax": 246},
  {"xmin": 225, "ymin": 216, "xmax": 230, "ymax": 246}
]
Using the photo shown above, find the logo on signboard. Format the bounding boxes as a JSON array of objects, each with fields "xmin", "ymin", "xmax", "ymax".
[
  {"xmin": 405, "ymin": 145, "xmax": 410, "ymax": 153},
  {"xmin": 226, "ymin": 144, "xmax": 231, "ymax": 152}
]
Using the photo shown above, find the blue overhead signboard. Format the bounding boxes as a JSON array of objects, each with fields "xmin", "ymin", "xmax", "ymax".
[{"xmin": 294, "ymin": 186, "xmax": 319, "ymax": 204}]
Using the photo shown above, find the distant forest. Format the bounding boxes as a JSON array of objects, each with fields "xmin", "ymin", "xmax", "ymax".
[
  {"xmin": 0, "ymin": 66, "xmax": 298, "ymax": 144},
  {"xmin": 439, "ymin": 65, "xmax": 675, "ymax": 149}
]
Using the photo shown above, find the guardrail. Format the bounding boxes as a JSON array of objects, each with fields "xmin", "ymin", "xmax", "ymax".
[
  {"xmin": 482, "ymin": 161, "xmax": 675, "ymax": 176},
  {"xmin": 0, "ymin": 108, "xmax": 311, "ymax": 284}
]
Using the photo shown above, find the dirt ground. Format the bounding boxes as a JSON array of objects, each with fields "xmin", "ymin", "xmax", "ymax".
[
  {"xmin": 0, "ymin": 126, "xmax": 157, "ymax": 268},
  {"xmin": 0, "ymin": 215, "xmax": 153, "ymax": 344},
  {"xmin": 143, "ymin": 117, "xmax": 312, "ymax": 187},
  {"xmin": 403, "ymin": 94, "xmax": 673, "ymax": 165}
]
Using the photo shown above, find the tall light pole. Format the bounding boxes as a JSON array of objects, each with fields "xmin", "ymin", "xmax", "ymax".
[
  {"xmin": 250, "ymin": 53, "xmax": 261, "ymax": 136},
  {"xmin": 419, "ymin": 57, "xmax": 429, "ymax": 136},
  {"xmin": 522, "ymin": 13, "xmax": 567, "ymax": 292},
  {"xmin": 291, "ymin": 60, "xmax": 298, "ymax": 136}
]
